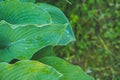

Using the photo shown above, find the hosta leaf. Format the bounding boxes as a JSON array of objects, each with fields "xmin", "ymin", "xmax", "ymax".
[
  {"xmin": 0, "ymin": 0, "xmax": 35, "ymax": 2},
  {"xmin": 38, "ymin": 3, "xmax": 69, "ymax": 24},
  {"xmin": 0, "ymin": 1, "xmax": 51, "ymax": 26},
  {"xmin": 0, "ymin": 60, "xmax": 62, "ymax": 80},
  {"xmin": 0, "ymin": 1, "xmax": 75, "ymax": 62},
  {"xmin": 19, "ymin": 0, "xmax": 36, "ymax": 3},
  {"xmin": 38, "ymin": 3, "xmax": 75, "ymax": 38},
  {"xmin": 0, "ymin": 21, "xmax": 75, "ymax": 62},
  {"xmin": 39, "ymin": 56, "xmax": 94, "ymax": 80},
  {"xmin": 32, "ymin": 46, "xmax": 55, "ymax": 60}
]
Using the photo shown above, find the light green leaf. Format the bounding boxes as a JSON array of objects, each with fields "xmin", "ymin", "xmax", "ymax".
[
  {"xmin": 0, "ymin": 1, "xmax": 75, "ymax": 62},
  {"xmin": 0, "ymin": 60, "xmax": 62, "ymax": 80},
  {"xmin": 38, "ymin": 3, "xmax": 75, "ymax": 38},
  {"xmin": 0, "ymin": 1, "xmax": 51, "ymax": 26},
  {"xmin": 38, "ymin": 3, "xmax": 69, "ymax": 24},
  {"xmin": 0, "ymin": 21, "xmax": 75, "ymax": 62},
  {"xmin": 0, "ymin": 0, "xmax": 35, "ymax": 2},
  {"xmin": 39, "ymin": 56, "xmax": 94, "ymax": 80},
  {"xmin": 19, "ymin": 0, "xmax": 36, "ymax": 3}
]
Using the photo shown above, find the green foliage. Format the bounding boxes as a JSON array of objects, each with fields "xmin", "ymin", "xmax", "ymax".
[
  {"xmin": 19, "ymin": 0, "xmax": 35, "ymax": 3},
  {"xmin": 0, "ymin": 0, "xmax": 35, "ymax": 2},
  {"xmin": 32, "ymin": 46, "xmax": 55, "ymax": 59},
  {"xmin": 0, "ymin": 0, "xmax": 93, "ymax": 80},
  {"xmin": 0, "ymin": 21, "xmax": 74, "ymax": 62},
  {"xmin": 0, "ymin": 60, "xmax": 62, "ymax": 80},
  {"xmin": 39, "ymin": 56, "xmax": 94, "ymax": 80},
  {"xmin": 0, "ymin": 0, "xmax": 75, "ymax": 62},
  {"xmin": 38, "ymin": 0, "xmax": 120, "ymax": 80}
]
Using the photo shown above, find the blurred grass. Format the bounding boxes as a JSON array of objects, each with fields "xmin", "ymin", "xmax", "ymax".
[{"xmin": 38, "ymin": 0, "xmax": 120, "ymax": 80}]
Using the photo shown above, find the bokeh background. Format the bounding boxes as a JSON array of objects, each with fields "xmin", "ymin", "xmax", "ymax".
[{"xmin": 38, "ymin": 0, "xmax": 120, "ymax": 80}]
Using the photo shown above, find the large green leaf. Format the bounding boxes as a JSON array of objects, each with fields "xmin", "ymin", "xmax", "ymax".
[
  {"xmin": 0, "ymin": 60, "xmax": 62, "ymax": 80},
  {"xmin": 38, "ymin": 3, "xmax": 69, "ymax": 24},
  {"xmin": 38, "ymin": 3, "xmax": 75, "ymax": 38},
  {"xmin": 0, "ymin": 0, "xmax": 35, "ymax": 2},
  {"xmin": 31, "ymin": 3, "xmax": 76, "ymax": 60},
  {"xmin": 0, "ymin": 1, "xmax": 75, "ymax": 62},
  {"xmin": 19, "ymin": 0, "xmax": 36, "ymax": 3},
  {"xmin": 0, "ymin": 0, "xmax": 51, "ymax": 25},
  {"xmin": 0, "ymin": 21, "xmax": 75, "ymax": 62},
  {"xmin": 39, "ymin": 56, "xmax": 94, "ymax": 80}
]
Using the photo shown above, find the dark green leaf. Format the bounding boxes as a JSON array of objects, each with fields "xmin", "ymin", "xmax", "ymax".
[{"xmin": 32, "ymin": 46, "xmax": 55, "ymax": 60}]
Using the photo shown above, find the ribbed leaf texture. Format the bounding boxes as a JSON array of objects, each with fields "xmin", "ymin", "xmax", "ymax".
[
  {"xmin": 0, "ymin": 60, "xmax": 62, "ymax": 80},
  {"xmin": 39, "ymin": 56, "xmax": 94, "ymax": 80},
  {"xmin": 0, "ymin": 0, "xmax": 94, "ymax": 80},
  {"xmin": 0, "ymin": 0, "xmax": 35, "ymax": 3},
  {"xmin": 0, "ymin": 0, "xmax": 75, "ymax": 62}
]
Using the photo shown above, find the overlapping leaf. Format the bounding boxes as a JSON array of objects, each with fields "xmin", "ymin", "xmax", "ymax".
[
  {"xmin": 0, "ymin": 0, "xmax": 35, "ymax": 2},
  {"xmin": 0, "ymin": 0, "xmax": 94, "ymax": 80},
  {"xmin": 38, "ymin": 3, "xmax": 75, "ymax": 38},
  {"xmin": 0, "ymin": 60, "xmax": 62, "ymax": 80},
  {"xmin": 0, "ymin": 1, "xmax": 75, "ymax": 62},
  {"xmin": 0, "ymin": 22, "xmax": 75, "ymax": 62},
  {"xmin": 19, "ymin": 0, "xmax": 35, "ymax": 3},
  {"xmin": 32, "ymin": 46, "xmax": 55, "ymax": 60},
  {"xmin": 39, "ymin": 56, "xmax": 94, "ymax": 80},
  {"xmin": 0, "ymin": 0, "xmax": 51, "ymax": 25}
]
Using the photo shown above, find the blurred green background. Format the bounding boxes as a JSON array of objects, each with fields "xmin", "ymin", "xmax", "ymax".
[{"xmin": 38, "ymin": 0, "xmax": 120, "ymax": 80}]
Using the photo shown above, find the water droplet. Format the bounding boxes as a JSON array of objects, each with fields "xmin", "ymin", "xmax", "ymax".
[
  {"xmin": 25, "ymin": 47, "xmax": 28, "ymax": 50},
  {"xmin": 65, "ymin": 30, "xmax": 69, "ymax": 34}
]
